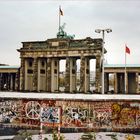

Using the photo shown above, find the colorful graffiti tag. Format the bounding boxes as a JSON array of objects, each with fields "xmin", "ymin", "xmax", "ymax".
[
  {"xmin": 93, "ymin": 102, "xmax": 112, "ymax": 127},
  {"xmin": 25, "ymin": 101, "xmax": 41, "ymax": 119},
  {"xmin": 0, "ymin": 100, "xmax": 21, "ymax": 123},
  {"xmin": 41, "ymin": 107, "xmax": 61, "ymax": 127},
  {"xmin": 111, "ymin": 102, "xmax": 139, "ymax": 128}
]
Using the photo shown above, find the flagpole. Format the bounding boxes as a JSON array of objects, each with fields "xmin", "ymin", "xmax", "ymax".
[
  {"xmin": 125, "ymin": 46, "xmax": 127, "ymax": 94},
  {"xmin": 125, "ymin": 45, "xmax": 130, "ymax": 94},
  {"xmin": 59, "ymin": 6, "xmax": 61, "ymax": 33}
]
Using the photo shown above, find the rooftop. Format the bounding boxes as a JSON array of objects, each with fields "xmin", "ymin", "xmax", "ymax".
[
  {"xmin": 0, "ymin": 65, "xmax": 19, "ymax": 69},
  {"xmin": 104, "ymin": 64, "xmax": 140, "ymax": 68}
]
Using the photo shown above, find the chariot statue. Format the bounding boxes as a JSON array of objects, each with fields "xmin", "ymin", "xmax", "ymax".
[{"xmin": 57, "ymin": 23, "xmax": 75, "ymax": 39}]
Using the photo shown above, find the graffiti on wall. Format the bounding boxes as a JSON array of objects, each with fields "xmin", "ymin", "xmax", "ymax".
[
  {"xmin": 23, "ymin": 100, "xmax": 60, "ymax": 126},
  {"xmin": 41, "ymin": 107, "xmax": 61, "ymax": 125},
  {"xmin": 56, "ymin": 101, "xmax": 91, "ymax": 127},
  {"xmin": 25, "ymin": 101, "xmax": 41, "ymax": 119},
  {"xmin": 111, "ymin": 102, "xmax": 139, "ymax": 128},
  {"xmin": 0, "ymin": 100, "xmax": 21, "ymax": 123},
  {"xmin": 62, "ymin": 106, "xmax": 89, "ymax": 127},
  {"xmin": 136, "ymin": 110, "xmax": 140, "ymax": 126},
  {"xmin": 93, "ymin": 102, "xmax": 112, "ymax": 127},
  {"xmin": 0, "ymin": 99, "xmax": 140, "ymax": 130}
]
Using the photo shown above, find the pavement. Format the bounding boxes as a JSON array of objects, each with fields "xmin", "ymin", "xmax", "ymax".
[
  {"xmin": 0, "ymin": 132, "xmax": 139, "ymax": 140},
  {"xmin": 30, "ymin": 132, "xmax": 140, "ymax": 140}
]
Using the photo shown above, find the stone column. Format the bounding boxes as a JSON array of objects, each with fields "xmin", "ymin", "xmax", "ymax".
[
  {"xmin": 20, "ymin": 57, "xmax": 25, "ymax": 91},
  {"xmin": 95, "ymin": 55, "xmax": 102, "ymax": 93},
  {"xmin": 51, "ymin": 58, "xmax": 59, "ymax": 92},
  {"xmin": 65, "ymin": 57, "xmax": 77, "ymax": 93},
  {"xmin": 70, "ymin": 58, "xmax": 77, "ymax": 92},
  {"xmin": 114, "ymin": 73, "xmax": 118, "ymax": 93},
  {"xmin": 45, "ymin": 59, "xmax": 48, "ymax": 91},
  {"xmin": 46, "ymin": 58, "xmax": 52, "ymax": 92},
  {"xmin": 38, "ymin": 58, "xmax": 47, "ymax": 91},
  {"xmin": 6, "ymin": 74, "xmax": 9, "ymax": 90},
  {"xmin": 33, "ymin": 57, "xmax": 38, "ymax": 91},
  {"xmin": 2, "ymin": 74, "xmax": 5, "ymax": 90},
  {"xmin": 104, "ymin": 73, "xmax": 109, "ymax": 93},
  {"xmin": 80, "ymin": 56, "xmax": 90, "ymax": 93},
  {"xmin": 0, "ymin": 73, "xmax": 3, "ymax": 90},
  {"xmin": 65, "ymin": 57, "xmax": 70, "ymax": 92},
  {"xmin": 79, "ymin": 56, "xmax": 84, "ymax": 92},
  {"xmin": 136, "ymin": 73, "xmax": 139, "ymax": 94},
  {"xmin": 71, "ymin": 58, "xmax": 77, "ymax": 92},
  {"xmin": 118, "ymin": 73, "xmax": 125, "ymax": 93},
  {"xmin": 10, "ymin": 73, "xmax": 13, "ymax": 91},
  {"xmin": 9, "ymin": 73, "xmax": 13, "ymax": 91},
  {"xmin": 0, "ymin": 73, "xmax": 1, "ymax": 90},
  {"xmin": 5, "ymin": 74, "xmax": 8, "ymax": 90},
  {"xmin": 24, "ymin": 59, "xmax": 28, "ymax": 91},
  {"xmin": 126, "ymin": 72, "xmax": 128, "ymax": 94},
  {"xmin": 8, "ymin": 73, "xmax": 11, "ymax": 90},
  {"xmin": 37, "ymin": 59, "xmax": 41, "ymax": 91},
  {"xmin": 15, "ymin": 71, "xmax": 19, "ymax": 91}
]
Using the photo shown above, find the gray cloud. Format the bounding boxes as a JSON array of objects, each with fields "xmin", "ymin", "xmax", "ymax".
[{"xmin": 0, "ymin": 0, "xmax": 140, "ymax": 65}]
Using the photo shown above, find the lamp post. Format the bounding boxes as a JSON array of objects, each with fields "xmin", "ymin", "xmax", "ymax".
[{"xmin": 95, "ymin": 28, "xmax": 112, "ymax": 94}]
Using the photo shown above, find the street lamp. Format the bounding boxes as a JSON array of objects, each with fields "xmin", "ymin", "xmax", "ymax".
[{"xmin": 95, "ymin": 28, "xmax": 112, "ymax": 94}]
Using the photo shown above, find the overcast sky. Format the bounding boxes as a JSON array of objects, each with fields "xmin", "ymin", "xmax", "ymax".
[{"xmin": 0, "ymin": 0, "xmax": 140, "ymax": 66}]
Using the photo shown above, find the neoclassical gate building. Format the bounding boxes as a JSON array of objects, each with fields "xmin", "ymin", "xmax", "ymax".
[{"xmin": 18, "ymin": 37, "xmax": 103, "ymax": 93}]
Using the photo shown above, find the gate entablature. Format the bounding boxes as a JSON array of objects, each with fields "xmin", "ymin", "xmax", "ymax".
[{"xmin": 18, "ymin": 37, "xmax": 103, "ymax": 58}]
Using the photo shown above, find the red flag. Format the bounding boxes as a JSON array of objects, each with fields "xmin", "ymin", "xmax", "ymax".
[
  {"xmin": 59, "ymin": 7, "xmax": 63, "ymax": 16},
  {"xmin": 125, "ymin": 45, "xmax": 130, "ymax": 54}
]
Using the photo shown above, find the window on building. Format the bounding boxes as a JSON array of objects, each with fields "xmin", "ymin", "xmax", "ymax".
[
  {"xmin": 27, "ymin": 69, "xmax": 33, "ymax": 74},
  {"xmin": 73, "ymin": 60, "xmax": 75, "ymax": 67},
  {"xmin": 54, "ymin": 69, "xmax": 57, "ymax": 74},
  {"xmin": 55, "ymin": 61, "xmax": 57, "ymax": 67},
  {"xmin": 29, "ymin": 61, "xmax": 33, "ymax": 67},
  {"xmin": 87, "ymin": 61, "xmax": 89, "ymax": 66},
  {"xmin": 41, "ymin": 61, "xmax": 45, "ymax": 67},
  {"xmin": 40, "ymin": 69, "xmax": 45, "ymax": 74},
  {"xmin": 72, "ymin": 69, "xmax": 75, "ymax": 74},
  {"xmin": 86, "ymin": 69, "xmax": 89, "ymax": 74}
]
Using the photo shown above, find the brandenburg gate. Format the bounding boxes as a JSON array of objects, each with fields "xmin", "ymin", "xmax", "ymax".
[{"xmin": 18, "ymin": 37, "xmax": 103, "ymax": 93}]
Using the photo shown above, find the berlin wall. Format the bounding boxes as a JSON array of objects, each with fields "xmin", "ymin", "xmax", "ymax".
[{"xmin": 0, "ymin": 98, "xmax": 140, "ymax": 132}]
